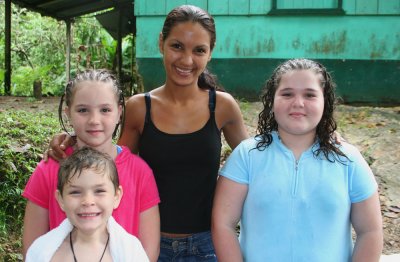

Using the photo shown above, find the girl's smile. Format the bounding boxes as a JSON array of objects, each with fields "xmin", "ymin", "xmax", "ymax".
[
  {"xmin": 65, "ymin": 81, "xmax": 122, "ymax": 155},
  {"xmin": 273, "ymin": 69, "xmax": 324, "ymax": 140},
  {"xmin": 56, "ymin": 168, "xmax": 122, "ymax": 235}
]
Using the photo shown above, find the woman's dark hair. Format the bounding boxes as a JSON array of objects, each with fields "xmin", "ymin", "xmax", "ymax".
[
  {"xmin": 161, "ymin": 5, "xmax": 223, "ymax": 90},
  {"xmin": 256, "ymin": 58, "xmax": 348, "ymax": 162},
  {"xmin": 58, "ymin": 69, "xmax": 125, "ymax": 139}
]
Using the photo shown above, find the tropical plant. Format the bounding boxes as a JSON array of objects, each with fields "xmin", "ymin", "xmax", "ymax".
[{"xmin": 0, "ymin": 2, "xmax": 136, "ymax": 96}]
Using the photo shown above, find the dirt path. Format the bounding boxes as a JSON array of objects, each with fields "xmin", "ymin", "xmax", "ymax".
[
  {"xmin": 335, "ymin": 105, "xmax": 400, "ymax": 254},
  {"xmin": 1, "ymin": 96, "xmax": 399, "ymax": 254}
]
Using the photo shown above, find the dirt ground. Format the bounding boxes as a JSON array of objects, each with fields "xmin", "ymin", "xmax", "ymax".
[{"xmin": 1, "ymin": 96, "xmax": 399, "ymax": 255}]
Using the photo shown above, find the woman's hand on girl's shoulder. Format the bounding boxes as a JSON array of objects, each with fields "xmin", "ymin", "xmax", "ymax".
[{"xmin": 43, "ymin": 132, "xmax": 75, "ymax": 162}]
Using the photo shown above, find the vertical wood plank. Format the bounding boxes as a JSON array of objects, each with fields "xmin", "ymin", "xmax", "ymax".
[
  {"xmin": 229, "ymin": 0, "xmax": 249, "ymax": 14},
  {"xmin": 142, "ymin": 0, "xmax": 166, "ymax": 15},
  {"xmin": 192, "ymin": 0, "xmax": 208, "ymax": 10},
  {"xmin": 134, "ymin": 0, "xmax": 143, "ymax": 15},
  {"xmin": 249, "ymin": 0, "xmax": 271, "ymax": 14},
  {"xmin": 343, "ymin": 0, "xmax": 356, "ymax": 14},
  {"xmin": 166, "ymin": 0, "xmax": 187, "ymax": 13},
  {"xmin": 209, "ymin": 0, "xmax": 229, "ymax": 14},
  {"xmin": 378, "ymin": 0, "xmax": 400, "ymax": 14},
  {"xmin": 356, "ymin": 0, "xmax": 378, "ymax": 14}
]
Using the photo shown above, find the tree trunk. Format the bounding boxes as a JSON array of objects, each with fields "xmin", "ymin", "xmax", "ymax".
[{"xmin": 33, "ymin": 80, "xmax": 42, "ymax": 100}]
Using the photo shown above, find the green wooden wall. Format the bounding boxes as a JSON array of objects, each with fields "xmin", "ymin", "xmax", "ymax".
[
  {"xmin": 134, "ymin": 0, "xmax": 400, "ymax": 105},
  {"xmin": 135, "ymin": 0, "xmax": 400, "ymax": 15}
]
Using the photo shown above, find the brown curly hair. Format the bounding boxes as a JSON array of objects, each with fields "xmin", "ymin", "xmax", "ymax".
[{"xmin": 256, "ymin": 59, "xmax": 348, "ymax": 163}]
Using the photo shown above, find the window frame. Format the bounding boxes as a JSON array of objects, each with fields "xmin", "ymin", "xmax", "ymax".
[{"xmin": 268, "ymin": 0, "xmax": 345, "ymax": 15}]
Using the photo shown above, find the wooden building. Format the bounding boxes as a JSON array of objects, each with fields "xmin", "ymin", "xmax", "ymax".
[{"xmin": 135, "ymin": 0, "xmax": 400, "ymax": 104}]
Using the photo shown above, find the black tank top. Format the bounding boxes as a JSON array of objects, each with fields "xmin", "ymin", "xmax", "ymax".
[{"xmin": 138, "ymin": 89, "xmax": 221, "ymax": 233}]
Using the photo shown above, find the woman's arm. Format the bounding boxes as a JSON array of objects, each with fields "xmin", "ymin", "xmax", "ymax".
[
  {"xmin": 138, "ymin": 206, "xmax": 160, "ymax": 262},
  {"xmin": 216, "ymin": 92, "xmax": 249, "ymax": 150},
  {"xmin": 212, "ymin": 176, "xmax": 248, "ymax": 262},
  {"xmin": 118, "ymin": 95, "xmax": 146, "ymax": 153},
  {"xmin": 22, "ymin": 201, "xmax": 49, "ymax": 258},
  {"xmin": 351, "ymin": 191, "xmax": 383, "ymax": 262}
]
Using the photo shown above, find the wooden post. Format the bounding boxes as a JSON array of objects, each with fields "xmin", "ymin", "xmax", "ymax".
[
  {"xmin": 33, "ymin": 80, "xmax": 42, "ymax": 100},
  {"xmin": 5, "ymin": 0, "xmax": 11, "ymax": 95},
  {"xmin": 116, "ymin": 8, "xmax": 123, "ymax": 87},
  {"xmin": 66, "ymin": 19, "xmax": 71, "ymax": 82}
]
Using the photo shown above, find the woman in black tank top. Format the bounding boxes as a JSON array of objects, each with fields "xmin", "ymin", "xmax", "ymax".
[{"xmin": 119, "ymin": 5, "xmax": 249, "ymax": 262}]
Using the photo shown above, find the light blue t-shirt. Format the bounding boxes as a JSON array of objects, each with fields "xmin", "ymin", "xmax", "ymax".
[{"xmin": 220, "ymin": 132, "xmax": 377, "ymax": 262}]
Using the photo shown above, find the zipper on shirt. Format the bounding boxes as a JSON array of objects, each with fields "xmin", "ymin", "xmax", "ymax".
[{"xmin": 292, "ymin": 160, "xmax": 299, "ymax": 196}]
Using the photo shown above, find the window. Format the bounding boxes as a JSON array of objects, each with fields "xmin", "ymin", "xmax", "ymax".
[{"xmin": 269, "ymin": 0, "xmax": 345, "ymax": 15}]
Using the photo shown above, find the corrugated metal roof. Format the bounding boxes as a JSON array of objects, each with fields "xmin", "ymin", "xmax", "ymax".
[{"xmin": 11, "ymin": 0, "xmax": 133, "ymax": 20}]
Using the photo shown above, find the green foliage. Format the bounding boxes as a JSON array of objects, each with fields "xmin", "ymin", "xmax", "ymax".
[
  {"xmin": 0, "ymin": 3, "xmax": 136, "ymax": 96},
  {"xmin": 0, "ymin": 110, "xmax": 59, "ymax": 242},
  {"xmin": 0, "ymin": 69, "xmax": 4, "ymax": 96},
  {"xmin": 11, "ymin": 65, "xmax": 55, "ymax": 96}
]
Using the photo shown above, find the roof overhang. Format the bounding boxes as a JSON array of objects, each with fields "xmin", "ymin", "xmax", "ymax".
[
  {"xmin": 11, "ymin": 0, "xmax": 133, "ymax": 21},
  {"xmin": 11, "ymin": 0, "xmax": 135, "ymax": 39},
  {"xmin": 96, "ymin": 8, "xmax": 135, "ymax": 39}
]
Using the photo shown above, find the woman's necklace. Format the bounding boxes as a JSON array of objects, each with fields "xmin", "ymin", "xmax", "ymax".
[{"xmin": 69, "ymin": 231, "xmax": 110, "ymax": 262}]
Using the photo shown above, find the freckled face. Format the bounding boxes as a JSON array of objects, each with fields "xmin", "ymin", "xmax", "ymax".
[
  {"xmin": 159, "ymin": 21, "xmax": 212, "ymax": 88},
  {"xmin": 273, "ymin": 69, "xmax": 324, "ymax": 138}
]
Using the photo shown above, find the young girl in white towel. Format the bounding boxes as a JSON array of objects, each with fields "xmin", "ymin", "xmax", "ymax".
[
  {"xmin": 22, "ymin": 70, "xmax": 160, "ymax": 261},
  {"xmin": 26, "ymin": 147, "xmax": 149, "ymax": 261}
]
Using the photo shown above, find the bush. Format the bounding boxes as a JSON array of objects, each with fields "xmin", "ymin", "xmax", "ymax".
[{"xmin": 0, "ymin": 110, "xmax": 59, "ymax": 260}]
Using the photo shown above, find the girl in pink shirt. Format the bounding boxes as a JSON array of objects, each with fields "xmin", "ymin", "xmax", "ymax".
[{"xmin": 22, "ymin": 69, "xmax": 160, "ymax": 261}]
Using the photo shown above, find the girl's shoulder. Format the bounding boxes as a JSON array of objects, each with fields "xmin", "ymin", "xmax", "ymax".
[
  {"xmin": 234, "ymin": 136, "xmax": 262, "ymax": 152},
  {"xmin": 336, "ymin": 141, "xmax": 361, "ymax": 155},
  {"xmin": 116, "ymin": 146, "xmax": 139, "ymax": 160},
  {"xmin": 333, "ymin": 141, "xmax": 366, "ymax": 164},
  {"xmin": 35, "ymin": 146, "xmax": 74, "ymax": 172},
  {"xmin": 115, "ymin": 146, "xmax": 152, "ymax": 170}
]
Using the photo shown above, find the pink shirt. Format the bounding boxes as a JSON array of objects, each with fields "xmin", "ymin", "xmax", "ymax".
[{"xmin": 23, "ymin": 146, "xmax": 160, "ymax": 236}]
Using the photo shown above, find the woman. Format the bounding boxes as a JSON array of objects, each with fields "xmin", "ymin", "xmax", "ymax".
[
  {"xmin": 48, "ymin": 5, "xmax": 248, "ymax": 261},
  {"xmin": 119, "ymin": 5, "xmax": 248, "ymax": 261}
]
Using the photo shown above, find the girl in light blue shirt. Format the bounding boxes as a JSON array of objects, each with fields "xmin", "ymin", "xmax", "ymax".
[{"xmin": 212, "ymin": 59, "xmax": 383, "ymax": 262}]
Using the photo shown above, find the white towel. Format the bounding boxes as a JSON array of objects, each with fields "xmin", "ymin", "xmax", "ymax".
[
  {"xmin": 26, "ymin": 217, "xmax": 149, "ymax": 262},
  {"xmin": 380, "ymin": 254, "xmax": 400, "ymax": 262}
]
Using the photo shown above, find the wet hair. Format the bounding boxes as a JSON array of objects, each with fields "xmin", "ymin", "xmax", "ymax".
[
  {"xmin": 161, "ymin": 5, "xmax": 223, "ymax": 91},
  {"xmin": 58, "ymin": 69, "xmax": 125, "ymax": 138},
  {"xmin": 256, "ymin": 58, "xmax": 348, "ymax": 163},
  {"xmin": 57, "ymin": 146, "xmax": 119, "ymax": 195}
]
